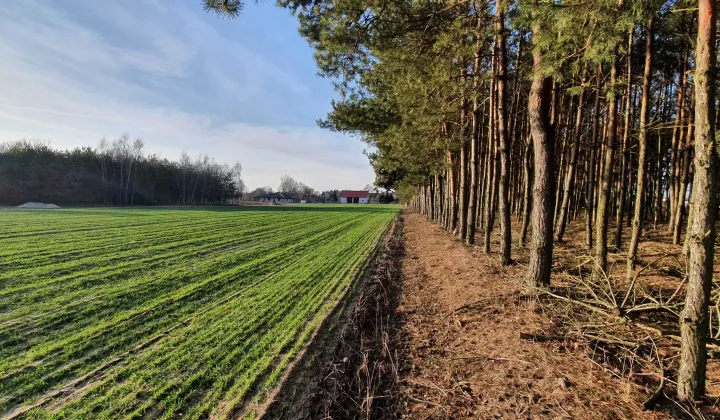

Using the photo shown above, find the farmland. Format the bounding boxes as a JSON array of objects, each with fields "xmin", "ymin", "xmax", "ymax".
[{"xmin": 0, "ymin": 205, "xmax": 399, "ymax": 419}]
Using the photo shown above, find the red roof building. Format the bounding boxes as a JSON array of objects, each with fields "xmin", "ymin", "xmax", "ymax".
[{"xmin": 339, "ymin": 190, "xmax": 369, "ymax": 203}]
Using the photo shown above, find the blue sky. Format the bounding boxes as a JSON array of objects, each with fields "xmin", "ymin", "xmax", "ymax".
[{"xmin": 0, "ymin": 0, "xmax": 375, "ymax": 191}]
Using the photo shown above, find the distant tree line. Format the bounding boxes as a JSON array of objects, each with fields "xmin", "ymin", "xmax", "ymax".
[
  {"xmin": 277, "ymin": 175, "xmax": 319, "ymax": 201},
  {"xmin": 0, "ymin": 137, "xmax": 245, "ymax": 206}
]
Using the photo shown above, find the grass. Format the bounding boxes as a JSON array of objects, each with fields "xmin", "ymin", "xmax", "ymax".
[{"xmin": 0, "ymin": 204, "xmax": 400, "ymax": 419}]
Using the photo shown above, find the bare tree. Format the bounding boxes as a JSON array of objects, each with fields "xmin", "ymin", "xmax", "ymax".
[
  {"xmin": 232, "ymin": 162, "xmax": 245, "ymax": 203},
  {"xmin": 278, "ymin": 175, "xmax": 300, "ymax": 194}
]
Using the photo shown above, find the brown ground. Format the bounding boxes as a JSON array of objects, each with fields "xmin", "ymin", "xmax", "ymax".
[{"xmin": 394, "ymin": 209, "xmax": 669, "ymax": 419}]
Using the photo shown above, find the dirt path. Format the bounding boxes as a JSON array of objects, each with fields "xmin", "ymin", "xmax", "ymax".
[{"xmin": 394, "ymin": 209, "xmax": 666, "ymax": 419}]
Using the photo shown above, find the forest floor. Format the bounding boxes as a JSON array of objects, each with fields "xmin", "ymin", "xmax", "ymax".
[{"xmin": 390, "ymin": 208, "xmax": 719, "ymax": 419}]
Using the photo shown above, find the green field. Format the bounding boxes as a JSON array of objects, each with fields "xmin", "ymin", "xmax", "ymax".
[{"xmin": 0, "ymin": 205, "xmax": 399, "ymax": 419}]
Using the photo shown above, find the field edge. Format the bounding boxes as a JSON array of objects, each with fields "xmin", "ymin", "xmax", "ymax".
[{"xmin": 257, "ymin": 214, "xmax": 403, "ymax": 419}]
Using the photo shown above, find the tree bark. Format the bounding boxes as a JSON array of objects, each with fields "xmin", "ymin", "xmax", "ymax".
[
  {"xmin": 555, "ymin": 66, "xmax": 588, "ymax": 242},
  {"xmin": 669, "ymin": 48, "xmax": 688, "ymax": 232},
  {"xmin": 484, "ymin": 78, "xmax": 498, "ymax": 253},
  {"xmin": 448, "ymin": 150, "xmax": 457, "ymax": 233},
  {"xmin": 467, "ymin": 47, "xmax": 482, "ymax": 245},
  {"xmin": 520, "ymin": 133, "xmax": 532, "ymax": 247},
  {"xmin": 586, "ymin": 64, "xmax": 602, "ymax": 249},
  {"xmin": 594, "ymin": 49, "xmax": 620, "ymax": 280},
  {"xmin": 678, "ymin": 0, "xmax": 717, "ymax": 400},
  {"xmin": 526, "ymin": 18, "xmax": 555, "ymax": 288},
  {"xmin": 615, "ymin": 29, "xmax": 634, "ymax": 250},
  {"xmin": 626, "ymin": 18, "xmax": 653, "ymax": 284},
  {"xmin": 459, "ymin": 109, "xmax": 469, "ymax": 239},
  {"xmin": 674, "ymin": 92, "xmax": 694, "ymax": 245},
  {"xmin": 495, "ymin": 5, "xmax": 512, "ymax": 265}
]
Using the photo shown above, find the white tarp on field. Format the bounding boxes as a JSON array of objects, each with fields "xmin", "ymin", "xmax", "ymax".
[{"xmin": 17, "ymin": 202, "xmax": 60, "ymax": 209}]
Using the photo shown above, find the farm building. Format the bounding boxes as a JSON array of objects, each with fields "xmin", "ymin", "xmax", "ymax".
[
  {"xmin": 339, "ymin": 190, "xmax": 369, "ymax": 204},
  {"xmin": 254, "ymin": 192, "xmax": 297, "ymax": 203}
]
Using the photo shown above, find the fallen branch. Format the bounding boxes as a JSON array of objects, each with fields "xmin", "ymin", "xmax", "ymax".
[
  {"xmin": 519, "ymin": 332, "xmax": 569, "ymax": 343},
  {"xmin": 540, "ymin": 290, "xmax": 620, "ymax": 319},
  {"xmin": 642, "ymin": 377, "xmax": 666, "ymax": 410},
  {"xmin": 450, "ymin": 354, "xmax": 532, "ymax": 364},
  {"xmin": 665, "ymin": 276, "xmax": 688, "ymax": 305}
]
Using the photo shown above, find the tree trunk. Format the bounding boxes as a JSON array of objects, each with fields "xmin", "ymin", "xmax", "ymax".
[
  {"xmin": 626, "ymin": 18, "xmax": 653, "ymax": 284},
  {"xmin": 520, "ymin": 133, "xmax": 532, "ymax": 247},
  {"xmin": 459, "ymin": 65, "xmax": 470, "ymax": 240},
  {"xmin": 495, "ymin": 6, "xmax": 512, "ymax": 265},
  {"xmin": 586, "ymin": 64, "xmax": 602, "ymax": 249},
  {"xmin": 678, "ymin": 0, "xmax": 717, "ymax": 400},
  {"xmin": 526, "ymin": 19, "xmax": 555, "ymax": 288},
  {"xmin": 674, "ymin": 93, "xmax": 694, "ymax": 245},
  {"xmin": 484, "ymin": 79, "xmax": 498, "ymax": 253},
  {"xmin": 555, "ymin": 66, "xmax": 588, "ymax": 242},
  {"xmin": 467, "ymin": 44, "xmax": 483, "ymax": 245},
  {"xmin": 669, "ymin": 49, "xmax": 688, "ymax": 232},
  {"xmin": 615, "ymin": 29, "xmax": 634, "ymax": 250},
  {"xmin": 594, "ymin": 49, "xmax": 620, "ymax": 280},
  {"xmin": 459, "ymin": 109, "xmax": 469, "ymax": 239},
  {"xmin": 448, "ymin": 151, "xmax": 457, "ymax": 232}
]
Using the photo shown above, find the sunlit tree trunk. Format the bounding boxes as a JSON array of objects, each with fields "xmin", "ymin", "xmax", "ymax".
[
  {"xmin": 586, "ymin": 64, "xmax": 602, "ymax": 249},
  {"xmin": 614, "ymin": 29, "xmax": 633, "ymax": 250},
  {"xmin": 594, "ymin": 48, "xmax": 620, "ymax": 279},
  {"xmin": 626, "ymin": 18, "xmax": 653, "ymax": 284},
  {"xmin": 555, "ymin": 65, "xmax": 587, "ymax": 242},
  {"xmin": 527, "ymin": 17, "xmax": 555, "ymax": 287},
  {"xmin": 678, "ymin": 0, "xmax": 717, "ymax": 400},
  {"xmin": 495, "ymin": 4, "xmax": 512, "ymax": 265}
]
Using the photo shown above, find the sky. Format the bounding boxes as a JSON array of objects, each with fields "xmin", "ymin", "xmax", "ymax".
[{"xmin": 0, "ymin": 0, "xmax": 375, "ymax": 191}]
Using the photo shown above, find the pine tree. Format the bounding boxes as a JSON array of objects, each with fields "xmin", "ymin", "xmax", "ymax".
[{"xmin": 677, "ymin": 0, "xmax": 717, "ymax": 401}]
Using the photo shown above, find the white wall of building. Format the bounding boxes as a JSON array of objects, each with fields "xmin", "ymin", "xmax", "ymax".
[{"xmin": 339, "ymin": 196, "xmax": 368, "ymax": 204}]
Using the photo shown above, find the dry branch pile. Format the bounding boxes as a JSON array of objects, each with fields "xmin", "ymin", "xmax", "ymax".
[{"xmin": 527, "ymin": 242, "xmax": 720, "ymax": 418}]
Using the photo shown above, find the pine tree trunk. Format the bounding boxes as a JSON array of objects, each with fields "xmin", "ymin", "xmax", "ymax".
[
  {"xmin": 520, "ymin": 134, "xmax": 532, "ymax": 247},
  {"xmin": 683, "ymin": 182, "xmax": 695, "ymax": 257},
  {"xmin": 669, "ymin": 49, "xmax": 688, "ymax": 232},
  {"xmin": 555, "ymin": 66, "xmax": 587, "ymax": 242},
  {"xmin": 468, "ymin": 109, "xmax": 480, "ymax": 245},
  {"xmin": 495, "ymin": 6, "xmax": 512, "ymax": 265},
  {"xmin": 482, "ymin": 75, "xmax": 496, "ymax": 237},
  {"xmin": 484, "ymin": 80, "xmax": 498, "ymax": 253},
  {"xmin": 586, "ymin": 64, "xmax": 602, "ymax": 249},
  {"xmin": 615, "ymin": 30, "xmax": 634, "ymax": 250},
  {"xmin": 467, "ymin": 44, "xmax": 483, "ymax": 246},
  {"xmin": 678, "ymin": 0, "xmax": 717, "ymax": 400},
  {"xmin": 459, "ymin": 108, "xmax": 469, "ymax": 240},
  {"xmin": 594, "ymin": 50, "xmax": 620, "ymax": 279},
  {"xmin": 477, "ymin": 100, "xmax": 488, "ymax": 231},
  {"xmin": 526, "ymin": 20, "xmax": 555, "ymax": 288},
  {"xmin": 459, "ymin": 65, "xmax": 470, "ymax": 239},
  {"xmin": 654, "ymin": 129, "xmax": 664, "ymax": 227},
  {"xmin": 626, "ymin": 18, "xmax": 653, "ymax": 284},
  {"xmin": 448, "ymin": 151, "xmax": 457, "ymax": 232},
  {"xmin": 674, "ymin": 98, "xmax": 694, "ymax": 245}
]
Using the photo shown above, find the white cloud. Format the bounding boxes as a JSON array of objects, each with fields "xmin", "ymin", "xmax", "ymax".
[{"xmin": 0, "ymin": 0, "xmax": 374, "ymax": 191}]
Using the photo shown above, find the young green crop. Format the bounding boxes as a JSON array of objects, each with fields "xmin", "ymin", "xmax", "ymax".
[{"xmin": 0, "ymin": 205, "xmax": 399, "ymax": 419}]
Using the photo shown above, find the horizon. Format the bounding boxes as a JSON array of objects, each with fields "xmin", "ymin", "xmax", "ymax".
[{"xmin": 0, "ymin": 0, "xmax": 375, "ymax": 191}]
